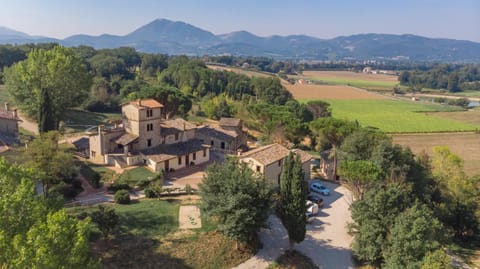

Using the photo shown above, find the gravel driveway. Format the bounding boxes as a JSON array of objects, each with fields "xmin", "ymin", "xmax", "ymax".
[
  {"xmin": 297, "ymin": 180, "xmax": 354, "ymax": 269},
  {"xmin": 233, "ymin": 180, "xmax": 354, "ymax": 269}
]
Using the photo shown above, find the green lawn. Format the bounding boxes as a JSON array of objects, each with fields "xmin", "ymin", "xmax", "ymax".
[
  {"xmin": 310, "ymin": 77, "xmax": 397, "ymax": 90},
  {"xmin": 313, "ymin": 99, "xmax": 480, "ymax": 133},
  {"xmin": 63, "ymin": 109, "xmax": 121, "ymax": 133},
  {"xmin": 117, "ymin": 166, "xmax": 156, "ymax": 187},
  {"xmin": 67, "ymin": 198, "xmax": 253, "ymax": 269}
]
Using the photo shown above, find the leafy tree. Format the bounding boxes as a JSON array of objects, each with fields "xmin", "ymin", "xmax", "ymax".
[
  {"xmin": 91, "ymin": 205, "xmax": 119, "ymax": 239},
  {"xmin": 310, "ymin": 118, "xmax": 358, "ymax": 180},
  {"xmin": 199, "ymin": 157, "xmax": 272, "ymax": 248},
  {"xmin": 4, "ymin": 46, "xmax": 92, "ymax": 129},
  {"xmin": 305, "ymin": 100, "xmax": 331, "ymax": 119},
  {"xmin": 0, "ymin": 159, "xmax": 99, "ymax": 269},
  {"xmin": 339, "ymin": 160, "xmax": 384, "ymax": 199},
  {"xmin": 350, "ymin": 183, "xmax": 413, "ymax": 266},
  {"xmin": 431, "ymin": 146, "xmax": 479, "ymax": 240},
  {"xmin": 131, "ymin": 84, "xmax": 192, "ymax": 118},
  {"xmin": 447, "ymin": 73, "xmax": 460, "ymax": 92},
  {"xmin": 278, "ymin": 153, "xmax": 307, "ymax": 249},
  {"xmin": 421, "ymin": 249, "xmax": 453, "ymax": 269},
  {"xmin": 383, "ymin": 203, "xmax": 446, "ymax": 269},
  {"xmin": 24, "ymin": 131, "xmax": 76, "ymax": 197}
]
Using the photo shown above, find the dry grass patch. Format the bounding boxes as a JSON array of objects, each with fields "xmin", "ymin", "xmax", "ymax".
[
  {"xmin": 392, "ymin": 132, "xmax": 480, "ymax": 175},
  {"xmin": 426, "ymin": 110, "xmax": 480, "ymax": 126},
  {"xmin": 286, "ymin": 84, "xmax": 385, "ymax": 100},
  {"xmin": 158, "ymin": 231, "xmax": 255, "ymax": 269}
]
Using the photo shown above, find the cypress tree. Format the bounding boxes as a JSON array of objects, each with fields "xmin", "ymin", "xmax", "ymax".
[
  {"xmin": 38, "ymin": 87, "xmax": 55, "ymax": 133},
  {"xmin": 278, "ymin": 152, "xmax": 307, "ymax": 249}
]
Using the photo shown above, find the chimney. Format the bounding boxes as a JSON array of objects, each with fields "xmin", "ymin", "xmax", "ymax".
[
  {"xmin": 98, "ymin": 125, "xmax": 104, "ymax": 134},
  {"xmin": 4, "ymin": 103, "xmax": 9, "ymax": 111},
  {"xmin": 13, "ymin": 109, "xmax": 17, "ymax": 118},
  {"xmin": 138, "ymin": 99, "xmax": 142, "ymax": 106}
]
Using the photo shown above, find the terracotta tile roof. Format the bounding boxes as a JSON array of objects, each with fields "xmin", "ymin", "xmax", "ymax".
[
  {"xmin": 241, "ymin": 143, "xmax": 290, "ymax": 165},
  {"xmin": 219, "ymin": 117, "xmax": 241, "ymax": 127},
  {"xmin": 0, "ymin": 109, "xmax": 21, "ymax": 121},
  {"xmin": 197, "ymin": 125, "xmax": 238, "ymax": 142},
  {"xmin": 125, "ymin": 99, "xmax": 164, "ymax": 109},
  {"xmin": 141, "ymin": 139, "xmax": 207, "ymax": 163},
  {"xmin": 115, "ymin": 133, "xmax": 139, "ymax": 145},
  {"xmin": 291, "ymin": 149, "xmax": 313, "ymax": 164},
  {"xmin": 161, "ymin": 118, "xmax": 197, "ymax": 136}
]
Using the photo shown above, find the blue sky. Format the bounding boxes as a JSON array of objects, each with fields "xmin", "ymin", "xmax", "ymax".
[{"xmin": 0, "ymin": 0, "xmax": 479, "ymax": 42}]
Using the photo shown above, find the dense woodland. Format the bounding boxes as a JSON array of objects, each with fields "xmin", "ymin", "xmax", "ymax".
[{"xmin": 399, "ymin": 64, "xmax": 480, "ymax": 92}]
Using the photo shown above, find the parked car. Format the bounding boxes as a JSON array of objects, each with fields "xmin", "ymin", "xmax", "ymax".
[
  {"xmin": 310, "ymin": 182, "xmax": 330, "ymax": 196},
  {"xmin": 306, "ymin": 200, "xmax": 319, "ymax": 215},
  {"xmin": 307, "ymin": 194, "xmax": 324, "ymax": 207}
]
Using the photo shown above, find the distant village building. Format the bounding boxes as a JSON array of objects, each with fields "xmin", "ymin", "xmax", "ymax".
[
  {"xmin": 362, "ymin": 67, "xmax": 372, "ymax": 73},
  {"xmin": 88, "ymin": 99, "xmax": 210, "ymax": 172},
  {"xmin": 0, "ymin": 103, "xmax": 21, "ymax": 138},
  {"xmin": 319, "ymin": 150, "xmax": 336, "ymax": 180},
  {"xmin": 239, "ymin": 143, "xmax": 312, "ymax": 186}
]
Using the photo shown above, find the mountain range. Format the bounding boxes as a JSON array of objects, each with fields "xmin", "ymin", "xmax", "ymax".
[{"xmin": 1, "ymin": 19, "xmax": 480, "ymax": 62}]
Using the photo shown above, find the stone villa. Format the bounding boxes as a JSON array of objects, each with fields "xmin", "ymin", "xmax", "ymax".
[
  {"xmin": 89, "ymin": 99, "xmax": 210, "ymax": 172},
  {"xmin": 240, "ymin": 143, "xmax": 312, "ymax": 186}
]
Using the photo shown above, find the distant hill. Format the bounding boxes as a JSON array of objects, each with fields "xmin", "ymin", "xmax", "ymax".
[{"xmin": 1, "ymin": 19, "xmax": 480, "ymax": 62}]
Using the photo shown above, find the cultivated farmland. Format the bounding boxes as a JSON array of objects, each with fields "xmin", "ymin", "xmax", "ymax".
[
  {"xmin": 392, "ymin": 132, "xmax": 480, "ymax": 176},
  {"xmin": 287, "ymin": 84, "xmax": 385, "ymax": 100},
  {"xmin": 322, "ymin": 99, "xmax": 480, "ymax": 133},
  {"xmin": 300, "ymin": 71, "xmax": 399, "ymax": 91}
]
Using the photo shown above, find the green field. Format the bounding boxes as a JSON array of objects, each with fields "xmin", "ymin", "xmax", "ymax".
[
  {"xmin": 310, "ymin": 77, "xmax": 397, "ymax": 90},
  {"xmin": 313, "ymin": 99, "xmax": 479, "ymax": 133}
]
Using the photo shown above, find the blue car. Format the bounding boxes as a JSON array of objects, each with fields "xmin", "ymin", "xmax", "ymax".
[{"xmin": 310, "ymin": 182, "xmax": 330, "ymax": 196}]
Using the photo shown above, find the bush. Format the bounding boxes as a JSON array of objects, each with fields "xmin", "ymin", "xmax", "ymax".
[
  {"xmin": 108, "ymin": 182, "xmax": 131, "ymax": 192},
  {"xmin": 72, "ymin": 178, "xmax": 83, "ymax": 189},
  {"xmin": 137, "ymin": 178, "xmax": 151, "ymax": 188},
  {"xmin": 144, "ymin": 187, "xmax": 160, "ymax": 198},
  {"xmin": 185, "ymin": 184, "xmax": 192, "ymax": 195},
  {"xmin": 114, "ymin": 190, "xmax": 130, "ymax": 204}
]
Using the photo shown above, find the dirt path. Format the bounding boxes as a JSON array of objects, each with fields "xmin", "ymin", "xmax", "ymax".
[
  {"xmin": 179, "ymin": 206, "xmax": 202, "ymax": 229},
  {"xmin": 18, "ymin": 113, "xmax": 38, "ymax": 135}
]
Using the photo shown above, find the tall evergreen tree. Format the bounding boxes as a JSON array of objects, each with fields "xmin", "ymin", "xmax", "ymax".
[
  {"xmin": 37, "ymin": 87, "xmax": 55, "ymax": 133},
  {"xmin": 278, "ymin": 153, "xmax": 307, "ymax": 249}
]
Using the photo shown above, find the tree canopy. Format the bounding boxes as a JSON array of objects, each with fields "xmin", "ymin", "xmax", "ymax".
[
  {"xmin": 0, "ymin": 158, "xmax": 99, "ymax": 269},
  {"xmin": 199, "ymin": 157, "xmax": 272, "ymax": 246},
  {"xmin": 4, "ymin": 45, "xmax": 92, "ymax": 128}
]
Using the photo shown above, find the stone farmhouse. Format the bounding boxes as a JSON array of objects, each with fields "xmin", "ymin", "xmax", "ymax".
[
  {"xmin": 196, "ymin": 117, "xmax": 247, "ymax": 154},
  {"xmin": 89, "ymin": 99, "xmax": 211, "ymax": 172},
  {"xmin": 240, "ymin": 143, "xmax": 312, "ymax": 186},
  {"xmin": 0, "ymin": 103, "xmax": 21, "ymax": 141}
]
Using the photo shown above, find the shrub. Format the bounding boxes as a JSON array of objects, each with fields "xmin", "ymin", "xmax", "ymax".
[
  {"xmin": 114, "ymin": 190, "xmax": 130, "ymax": 204},
  {"xmin": 108, "ymin": 182, "xmax": 131, "ymax": 192},
  {"xmin": 72, "ymin": 178, "xmax": 83, "ymax": 189},
  {"xmin": 185, "ymin": 184, "xmax": 192, "ymax": 195},
  {"xmin": 144, "ymin": 187, "xmax": 159, "ymax": 198},
  {"xmin": 137, "ymin": 178, "xmax": 151, "ymax": 188}
]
